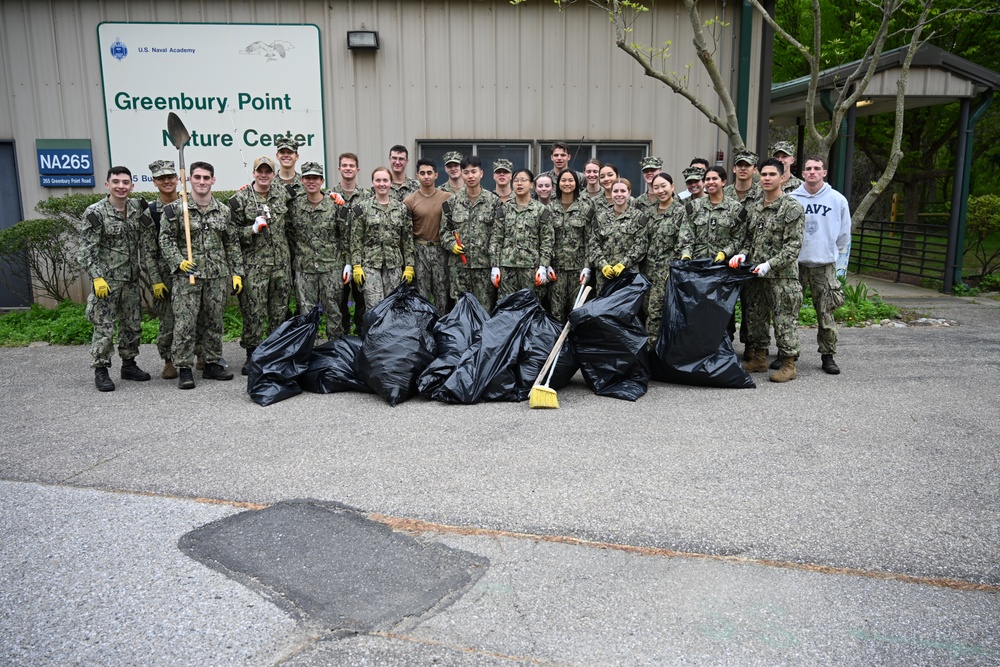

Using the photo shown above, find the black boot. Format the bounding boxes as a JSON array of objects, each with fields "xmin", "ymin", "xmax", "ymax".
[
  {"xmin": 178, "ymin": 367, "xmax": 195, "ymax": 389},
  {"xmin": 94, "ymin": 367, "xmax": 115, "ymax": 392},
  {"xmin": 241, "ymin": 347, "xmax": 256, "ymax": 376},
  {"xmin": 203, "ymin": 362, "xmax": 234, "ymax": 381},
  {"xmin": 121, "ymin": 358, "xmax": 151, "ymax": 381},
  {"xmin": 769, "ymin": 357, "xmax": 783, "ymax": 370},
  {"xmin": 821, "ymin": 354, "xmax": 841, "ymax": 375}
]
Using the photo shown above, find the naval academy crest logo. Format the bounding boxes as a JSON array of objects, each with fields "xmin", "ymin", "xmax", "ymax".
[{"xmin": 110, "ymin": 38, "xmax": 128, "ymax": 61}]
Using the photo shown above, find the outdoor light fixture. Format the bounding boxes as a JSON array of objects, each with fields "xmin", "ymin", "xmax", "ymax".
[{"xmin": 347, "ymin": 31, "xmax": 379, "ymax": 50}]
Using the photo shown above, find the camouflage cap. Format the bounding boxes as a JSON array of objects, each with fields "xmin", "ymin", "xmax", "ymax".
[
  {"xmin": 300, "ymin": 161, "xmax": 324, "ymax": 177},
  {"xmin": 771, "ymin": 140, "xmax": 795, "ymax": 156},
  {"xmin": 253, "ymin": 156, "xmax": 276, "ymax": 172},
  {"xmin": 640, "ymin": 156, "xmax": 663, "ymax": 171},
  {"xmin": 148, "ymin": 160, "xmax": 177, "ymax": 178},
  {"xmin": 493, "ymin": 158, "xmax": 513, "ymax": 173},
  {"xmin": 682, "ymin": 166, "xmax": 706, "ymax": 182},
  {"xmin": 734, "ymin": 150, "xmax": 759, "ymax": 166},
  {"xmin": 443, "ymin": 151, "xmax": 464, "ymax": 165},
  {"xmin": 275, "ymin": 137, "xmax": 300, "ymax": 152}
]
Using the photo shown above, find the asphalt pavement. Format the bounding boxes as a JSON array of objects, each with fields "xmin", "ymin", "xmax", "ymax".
[{"xmin": 1, "ymin": 277, "xmax": 998, "ymax": 666}]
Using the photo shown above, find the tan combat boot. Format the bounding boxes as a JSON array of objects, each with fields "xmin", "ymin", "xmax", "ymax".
[
  {"xmin": 161, "ymin": 359, "xmax": 178, "ymax": 380},
  {"xmin": 742, "ymin": 348, "xmax": 768, "ymax": 373},
  {"xmin": 770, "ymin": 356, "xmax": 797, "ymax": 383}
]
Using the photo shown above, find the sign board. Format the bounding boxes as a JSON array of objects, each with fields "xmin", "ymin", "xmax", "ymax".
[
  {"xmin": 37, "ymin": 139, "xmax": 95, "ymax": 187},
  {"xmin": 97, "ymin": 22, "xmax": 325, "ymax": 191}
]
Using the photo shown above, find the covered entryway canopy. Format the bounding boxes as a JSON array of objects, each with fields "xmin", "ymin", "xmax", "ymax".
[{"xmin": 769, "ymin": 43, "xmax": 1000, "ymax": 291}]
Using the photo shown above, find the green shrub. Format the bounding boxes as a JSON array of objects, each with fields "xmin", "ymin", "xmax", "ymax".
[
  {"xmin": 965, "ymin": 195, "xmax": 1000, "ymax": 277},
  {"xmin": 978, "ymin": 273, "xmax": 1000, "ymax": 292}
]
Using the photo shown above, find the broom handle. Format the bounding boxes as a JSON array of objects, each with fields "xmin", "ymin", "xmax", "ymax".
[{"xmin": 533, "ymin": 285, "xmax": 591, "ymax": 386}]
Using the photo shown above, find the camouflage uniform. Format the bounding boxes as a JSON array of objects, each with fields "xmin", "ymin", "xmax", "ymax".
[
  {"xmin": 642, "ymin": 199, "xmax": 685, "ymax": 348},
  {"xmin": 287, "ymin": 192, "xmax": 347, "ymax": 339},
  {"xmin": 145, "ymin": 198, "xmax": 177, "ymax": 361},
  {"xmin": 80, "ymin": 197, "xmax": 158, "ymax": 369},
  {"xmin": 737, "ymin": 194, "xmax": 805, "ymax": 358},
  {"xmin": 589, "ymin": 205, "xmax": 649, "ymax": 293},
  {"xmin": 439, "ymin": 182, "xmax": 463, "ymax": 195},
  {"xmin": 782, "ymin": 176, "xmax": 803, "ymax": 194},
  {"xmin": 330, "ymin": 184, "xmax": 371, "ymax": 333},
  {"xmin": 548, "ymin": 197, "xmax": 595, "ymax": 321},
  {"xmin": 390, "ymin": 178, "xmax": 420, "ymax": 203},
  {"xmin": 279, "ymin": 173, "xmax": 305, "ymax": 200},
  {"xmin": 349, "ymin": 197, "xmax": 415, "ymax": 307},
  {"xmin": 441, "ymin": 188, "xmax": 503, "ymax": 312},
  {"xmin": 159, "ymin": 197, "xmax": 245, "ymax": 369},
  {"xmin": 633, "ymin": 192, "xmax": 661, "ymax": 217},
  {"xmin": 677, "ymin": 197, "xmax": 748, "ymax": 261},
  {"xmin": 723, "ymin": 181, "xmax": 763, "ymax": 204},
  {"xmin": 490, "ymin": 199, "xmax": 554, "ymax": 298},
  {"xmin": 229, "ymin": 183, "xmax": 293, "ymax": 349}
]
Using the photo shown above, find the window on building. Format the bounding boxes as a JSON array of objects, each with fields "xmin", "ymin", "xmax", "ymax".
[
  {"xmin": 538, "ymin": 142, "xmax": 649, "ymax": 195},
  {"xmin": 418, "ymin": 142, "xmax": 531, "ymax": 191}
]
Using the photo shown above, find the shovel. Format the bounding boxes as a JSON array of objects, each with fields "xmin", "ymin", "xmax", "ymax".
[{"xmin": 166, "ymin": 112, "xmax": 196, "ymax": 285}]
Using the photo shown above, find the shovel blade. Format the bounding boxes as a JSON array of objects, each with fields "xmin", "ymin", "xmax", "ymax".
[{"xmin": 166, "ymin": 112, "xmax": 191, "ymax": 150}]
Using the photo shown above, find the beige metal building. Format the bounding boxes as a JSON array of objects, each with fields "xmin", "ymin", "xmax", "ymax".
[{"xmin": 0, "ymin": 0, "xmax": 765, "ymax": 306}]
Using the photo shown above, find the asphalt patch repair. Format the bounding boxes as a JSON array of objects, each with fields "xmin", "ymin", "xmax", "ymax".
[{"xmin": 178, "ymin": 499, "xmax": 489, "ymax": 632}]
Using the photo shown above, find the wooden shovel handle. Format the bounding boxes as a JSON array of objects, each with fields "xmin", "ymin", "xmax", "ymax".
[
  {"xmin": 532, "ymin": 285, "xmax": 591, "ymax": 387},
  {"xmin": 178, "ymin": 167, "xmax": 195, "ymax": 285}
]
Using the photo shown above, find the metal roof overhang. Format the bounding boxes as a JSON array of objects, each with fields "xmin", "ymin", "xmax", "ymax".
[{"xmin": 769, "ymin": 43, "xmax": 1000, "ymax": 126}]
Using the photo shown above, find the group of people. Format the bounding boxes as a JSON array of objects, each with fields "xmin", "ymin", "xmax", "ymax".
[{"xmin": 80, "ymin": 138, "xmax": 850, "ymax": 392}]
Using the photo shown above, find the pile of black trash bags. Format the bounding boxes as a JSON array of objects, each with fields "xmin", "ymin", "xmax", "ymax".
[{"xmin": 248, "ymin": 261, "xmax": 756, "ymax": 407}]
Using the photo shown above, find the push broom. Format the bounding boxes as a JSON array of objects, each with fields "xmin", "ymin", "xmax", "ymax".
[{"xmin": 529, "ymin": 284, "xmax": 591, "ymax": 409}]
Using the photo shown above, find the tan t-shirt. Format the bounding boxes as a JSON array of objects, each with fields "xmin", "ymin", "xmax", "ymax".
[{"xmin": 404, "ymin": 189, "xmax": 453, "ymax": 242}]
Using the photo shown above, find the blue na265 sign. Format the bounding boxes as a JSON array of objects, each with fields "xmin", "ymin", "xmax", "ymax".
[{"xmin": 36, "ymin": 139, "xmax": 95, "ymax": 187}]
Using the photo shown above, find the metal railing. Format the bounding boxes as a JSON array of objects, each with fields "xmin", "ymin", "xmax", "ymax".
[{"xmin": 849, "ymin": 219, "xmax": 950, "ymax": 283}]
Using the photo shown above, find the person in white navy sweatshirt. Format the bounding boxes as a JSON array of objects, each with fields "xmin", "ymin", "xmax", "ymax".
[{"xmin": 790, "ymin": 155, "xmax": 852, "ymax": 375}]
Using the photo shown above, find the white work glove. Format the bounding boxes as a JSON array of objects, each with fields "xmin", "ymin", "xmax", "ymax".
[
  {"xmin": 491, "ymin": 267, "xmax": 501, "ymax": 288},
  {"xmin": 535, "ymin": 265, "xmax": 547, "ymax": 286},
  {"xmin": 342, "ymin": 263, "xmax": 352, "ymax": 285},
  {"xmin": 546, "ymin": 266, "xmax": 557, "ymax": 282},
  {"xmin": 252, "ymin": 216, "xmax": 269, "ymax": 234},
  {"xmin": 578, "ymin": 268, "xmax": 591, "ymax": 284},
  {"xmin": 752, "ymin": 261, "xmax": 771, "ymax": 277},
  {"xmin": 728, "ymin": 254, "xmax": 746, "ymax": 269}
]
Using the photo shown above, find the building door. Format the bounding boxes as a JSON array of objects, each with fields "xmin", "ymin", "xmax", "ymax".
[{"xmin": 0, "ymin": 142, "xmax": 30, "ymax": 307}]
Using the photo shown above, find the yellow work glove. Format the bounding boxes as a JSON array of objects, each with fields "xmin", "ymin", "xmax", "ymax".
[
  {"xmin": 180, "ymin": 259, "xmax": 196, "ymax": 274},
  {"xmin": 232, "ymin": 275, "xmax": 243, "ymax": 295},
  {"xmin": 353, "ymin": 265, "xmax": 365, "ymax": 286},
  {"xmin": 93, "ymin": 277, "xmax": 110, "ymax": 299},
  {"xmin": 681, "ymin": 255, "xmax": 692, "ymax": 261},
  {"xmin": 452, "ymin": 242, "xmax": 465, "ymax": 255},
  {"xmin": 612, "ymin": 263, "xmax": 626, "ymax": 277},
  {"xmin": 402, "ymin": 266, "xmax": 414, "ymax": 284},
  {"xmin": 601, "ymin": 264, "xmax": 615, "ymax": 279},
  {"xmin": 714, "ymin": 251, "xmax": 726, "ymax": 263},
  {"xmin": 152, "ymin": 282, "xmax": 169, "ymax": 300}
]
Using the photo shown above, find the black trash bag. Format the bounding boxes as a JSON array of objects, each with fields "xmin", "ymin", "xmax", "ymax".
[
  {"xmin": 569, "ymin": 270, "xmax": 651, "ymax": 401},
  {"xmin": 432, "ymin": 289, "xmax": 576, "ymax": 404},
  {"xmin": 653, "ymin": 258, "xmax": 756, "ymax": 388},
  {"xmin": 299, "ymin": 336, "xmax": 373, "ymax": 394},
  {"xmin": 417, "ymin": 293, "xmax": 489, "ymax": 395},
  {"xmin": 247, "ymin": 304, "xmax": 322, "ymax": 406},
  {"xmin": 356, "ymin": 284, "xmax": 439, "ymax": 406}
]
